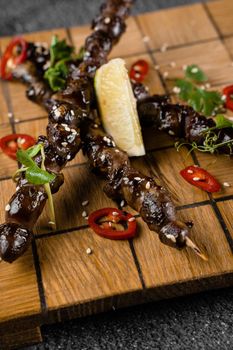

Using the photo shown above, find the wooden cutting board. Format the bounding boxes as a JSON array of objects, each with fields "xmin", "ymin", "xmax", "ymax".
[{"xmin": 1, "ymin": 1, "xmax": 233, "ymax": 348}]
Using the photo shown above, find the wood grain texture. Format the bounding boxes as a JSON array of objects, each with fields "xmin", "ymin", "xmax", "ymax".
[
  {"xmin": 35, "ymin": 165, "xmax": 115, "ymax": 235},
  {"xmin": 149, "ymin": 147, "xmax": 209, "ymax": 205},
  {"xmin": 37, "ymin": 228, "xmax": 142, "ymax": 309},
  {"xmin": 0, "ymin": 4, "xmax": 233, "ymax": 348},
  {"xmin": 217, "ymin": 200, "xmax": 233, "ymax": 239},
  {"xmin": 0, "ymin": 327, "xmax": 42, "ymax": 350},
  {"xmin": 133, "ymin": 205, "xmax": 233, "ymax": 288},
  {"xmin": 207, "ymin": 0, "xmax": 233, "ymax": 37},
  {"xmin": 137, "ymin": 3, "xmax": 218, "ymax": 51},
  {"xmin": 196, "ymin": 152, "xmax": 233, "ymax": 199},
  {"xmin": 0, "ymin": 124, "xmax": 18, "ymax": 178},
  {"xmin": 155, "ymin": 40, "xmax": 233, "ymax": 91}
]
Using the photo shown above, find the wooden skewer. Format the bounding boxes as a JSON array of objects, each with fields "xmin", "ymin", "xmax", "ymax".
[{"xmin": 185, "ymin": 237, "xmax": 208, "ymax": 261}]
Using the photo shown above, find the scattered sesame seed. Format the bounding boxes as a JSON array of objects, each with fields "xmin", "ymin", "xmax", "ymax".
[
  {"xmin": 82, "ymin": 200, "xmax": 89, "ymax": 206},
  {"xmin": 70, "ymin": 110, "xmax": 75, "ymax": 116},
  {"xmin": 71, "ymin": 129, "xmax": 77, "ymax": 134},
  {"xmin": 120, "ymin": 200, "xmax": 125, "ymax": 207},
  {"xmin": 223, "ymin": 182, "xmax": 231, "ymax": 187},
  {"xmin": 61, "ymin": 142, "xmax": 68, "ymax": 147},
  {"xmin": 154, "ymin": 65, "xmax": 160, "ymax": 70},
  {"xmin": 193, "ymin": 177, "xmax": 200, "ymax": 181},
  {"xmin": 194, "ymin": 164, "xmax": 199, "ymax": 168},
  {"xmin": 135, "ymin": 72, "xmax": 141, "ymax": 79},
  {"xmin": 163, "ymin": 71, "xmax": 169, "ymax": 79},
  {"xmin": 82, "ymin": 210, "xmax": 87, "ymax": 217},
  {"xmin": 104, "ymin": 17, "xmax": 111, "ymax": 24},
  {"xmin": 109, "ymin": 222, "xmax": 112, "ymax": 227},
  {"xmin": 100, "ymin": 154, "xmax": 105, "ymax": 162},
  {"xmin": 128, "ymin": 217, "xmax": 135, "ymax": 222},
  {"xmin": 145, "ymin": 181, "xmax": 151, "ymax": 190},
  {"xmin": 86, "ymin": 248, "xmax": 92, "ymax": 255},
  {"xmin": 160, "ymin": 43, "xmax": 168, "ymax": 52},
  {"xmin": 187, "ymin": 169, "xmax": 194, "ymax": 174},
  {"xmin": 143, "ymin": 36, "xmax": 150, "ymax": 43},
  {"xmin": 85, "ymin": 216, "xmax": 89, "ymax": 220},
  {"xmin": 182, "ymin": 65, "xmax": 187, "ymax": 71},
  {"xmin": 170, "ymin": 61, "xmax": 176, "ymax": 67},
  {"xmin": 165, "ymin": 233, "xmax": 176, "ymax": 243},
  {"xmin": 93, "ymin": 123, "xmax": 99, "ymax": 128},
  {"xmin": 8, "ymin": 112, "xmax": 13, "ymax": 118},
  {"xmin": 173, "ymin": 86, "xmax": 181, "ymax": 94},
  {"xmin": 5, "ymin": 204, "xmax": 10, "ymax": 211},
  {"xmin": 16, "ymin": 186, "xmax": 20, "ymax": 191},
  {"xmin": 134, "ymin": 177, "xmax": 141, "ymax": 181},
  {"xmin": 54, "ymin": 109, "xmax": 61, "ymax": 117},
  {"xmin": 48, "ymin": 221, "xmax": 55, "ymax": 225},
  {"xmin": 200, "ymin": 85, "xmax": 206, "ymax": 90},
  {"xmin": 112, "ymin": 211, "xmax": 119, "ymax": 216},
  {"xmin": 221, "ymin": 95, "xmax": 227, "ymax": 101},
  {"xmin": 67, "ymin": 155, "xmax": 71, "ymax": 160},
  {"xmin": 205, "ymin": 83, "xmax": 211, "ymax": 89},
  {"xmin": 115, "ymin": 149, "xmax": 120, "ymax": 153},
  {"xmin": 168, "ymin": 130, "xmax": 175, "ymax": 136},
  {"xmin": 65, "ymin": 126, "xmax": 71, "ymax": 132},
  {"xmin": 14, "ymin": 118, "xmax": 19, "ymax": 123}
]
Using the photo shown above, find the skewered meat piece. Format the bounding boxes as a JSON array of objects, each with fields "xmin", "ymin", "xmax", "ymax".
[
  {"xmin": 0, "ymin": 0, "xmax": 135, "ymax": 263},
  {"xmin": 134, "ymin": 87, "xmax": 233, "ymax": 155},
  {"xmin": 82, "ymin": 125, "xmax": 205, "ymax": 258}
]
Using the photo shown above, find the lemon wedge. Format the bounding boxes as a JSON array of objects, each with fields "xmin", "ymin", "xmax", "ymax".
[{"xmin": 94, "ymin": 58, "xmax": 145, "ymax": 157}]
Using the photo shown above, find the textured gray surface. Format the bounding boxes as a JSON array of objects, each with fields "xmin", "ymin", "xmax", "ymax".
[{"xmin": 1, "ymin": 1, "xmax": 233, "ymax": 349}]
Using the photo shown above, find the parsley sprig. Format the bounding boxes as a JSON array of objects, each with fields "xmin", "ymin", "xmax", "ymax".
[
  {"xmin": 13, "ymin": 144, "xmax": 57, "ymax": 229},
  {"xmin": 174, "ymin": 64, "xmax": 223, "ymax": 116},
  {"xmin": 44, "ymin": 35, "xmax": 74, "ymax": 92},
  {"xmin": 175, "ymin": 115, "xmax": 233, "ymax": 154}
]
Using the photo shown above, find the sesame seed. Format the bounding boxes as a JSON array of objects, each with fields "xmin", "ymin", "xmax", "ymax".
[
  {"xmin": 14, "ymin": 118, "xmax": 19, "ymax": 123},
  {"xmin": 115, "ymin": 149, "xmax": 120, "ymax": 153},
  {"xmin": 128, "ymin": 217, "xmax": 135, "ymax": 222},
  {"xmin": 112, "ymin": 211, "xmax": 119, "ymax": 216},
  {"xmin": 70, "ymin": 110, "xmax": 75, "ymax": 116},
  {"xmin": 100, "ymin": 154, "xmax": 105, "ymax": 162},
  {"xmin": 48, "ymin": 221, "xmax": 55, "ymax": 225},
  {"xmin": 143, "ymin": 36, "xmax": 150, "ymax": 43},
  {"xmin": 93, "ymin": 124, "xmax": 99, "ymax": 128},
  {"xmin": 193, "ymin": 177, "xmax": 200, "ymax": 181},
  {"xmin": 104, "ymin": 17, "xmax": 111, "ymax": 24},
  {"xmin": 135, "ymin": 72, "xmax": 141, "ymax": 79},
  {"xmin": 134, "ymin": 177, "xmax": 141, "ymax": 181},
  {"xmin": 182, "ymin": 65, "xmax": 187, "ymax": 71},
  {"xmin": 168, "ymin": 130, "xmax": 175, "ymax": 136},
  {"xmin": 65, "ymin": 126, "xmax": 71, "ymax": 132},
  {"xmin": 86, "ymin": 248, "xmax": 92, "ymax": 255},
  {"xmin": 187, "ymin": 169, "xmax": 194, "ymax": 174},
  {"xmin": 120, "ymin": 200, "xmax": 125, "ymax": 207},
  {"xmin": 82, "ymin": 200, "xmax": 89, "ymax": 206},
  {"xmin": 165, "ymin": 233, "xmax": 176, "ymax": 243},
  {"xmin": 194, "ymin": 165, "xmax": 199, "ymax": 168},
  {"xmin": 82, "ymin": 210, "xmax": 87, "ymax": 217},
  {"xmin": 223, "ymin": 182, "xmax": 231, "ymax": 187},
  {"xmin": 16, "ymin": 186, "xmax": 20, "ymax": 191},
  {"xmin": 61, "ymin": 142, "xmax": 68, "ymax": 147},
  {"xmin": 5, "ymin": 204, "xmax": 10, "ymax": 211},
  {"xmin": 85, "ymin": 216, "xmax": 89, "ymax": 220},
  {"xmin": 205, "ymin": 83, "xmax": 211, "ymax": 89},
  {"xmin": 170, "ymin": 61, "xmax": 176, "ymax": 67},
  {"xmin": 109, "ymin": 222, "xmax": 112, "ymax": 227},
  {"xmin": 67, "ymin": 155, "xmax": 71, "ymax": 160},
  {"xmin": 221, "ymin": 95, "xmax": 227, "ymax": 101},
  {"xmin": 173, "ymin": 86, "xmax": 181, "ymax": 94},
  {"xmin": 154, "ymin": 65, "xmax": 160, "ymax": 70},
  {"xmin": 163, "ymin": 71, "xmax": 169, "ymax": 79},
  {"xmin": 145, "ymin": 181, "xmax": 150, "ymax": 190},
  {"xmin": 160, "ymin": 43, "xmax": 168, "ymax": 52},
  {"xmin": 54, "ymin": 109, "xmax": 61, "ymax": 117},
  {"xmin": 8, "ymin": 112, "xmax": 13, "ymax": 118}
]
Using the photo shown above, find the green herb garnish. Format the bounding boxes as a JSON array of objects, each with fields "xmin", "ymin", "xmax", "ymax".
[
  {"xmin": 14, "ymin": 144, "xmax": 57, "ymax": 229},
  {"xmin": 214, "ymin": 114, "xmax": 233, "ymax": 129},
  {"xmin": 44, "ymin": 35, "xmax": 74, "ymax": 92},
  {"xmin": 174, "ymin": 65, "xmax": 223, "ymax": 116}
]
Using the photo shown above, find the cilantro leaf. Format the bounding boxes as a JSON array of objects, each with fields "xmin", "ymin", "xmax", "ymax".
[
  {"xmin": 176, "ymin": 79, "xmax": 194, "ymax": 101},
  {"xmin": 215, "ymin": 114, "xmax": 233, "ymax": 129},
  {"xmin": 26, "ymin": 165, "xmax": 55, "ymax": 185},
  {"xmin": 200, "ymin": 90, "xmax": 222, "ymax": 116},
  {"xmin": 50, "ymin": 35, "xmax": 74, "ymax": 66},
  {"xmin": 26, "ymin": 144, "xmax": 42, "ymax": 158},
  {"xmin": 185, "ymin": 64, "xmax": 208, "ymax": 83},
  {"xmin": 17, "ymin": 149, "xmax": 34, "ymax": 167}
]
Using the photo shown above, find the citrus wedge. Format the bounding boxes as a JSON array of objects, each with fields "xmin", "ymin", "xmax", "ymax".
[{"xmin": 95, "ymin": 58, "xmax": 145, "ymax": 157}]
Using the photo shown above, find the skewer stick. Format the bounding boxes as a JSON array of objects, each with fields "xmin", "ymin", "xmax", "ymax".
[{"xmin": 185, "ymin": 237, "xmax": 208, "ymax": 261}]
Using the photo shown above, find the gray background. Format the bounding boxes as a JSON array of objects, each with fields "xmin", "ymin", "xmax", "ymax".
[{"xmin": 1, "ymin": 1, "xmax": 233, "ymax": 349}]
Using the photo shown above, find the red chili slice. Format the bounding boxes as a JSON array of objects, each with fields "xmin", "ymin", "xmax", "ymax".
[
  {"xmin": 223, "ymin": 85, "xmax": 233, "ymax": 111},
  {"xmin": 0, "ymin": 37, "xmax": 28, "ymax": 80},
  {"xmin": 88, "ymin": 207, "xmax": 137, "ymax": 240},
  {"xmin": 180, "ymin": 165, "xmax": 221, "ymax": 193},
  {"xmin": 130, "ymin": 59, "xmax": 149, "ymax": 83},
  {"xmin": 0, "ymin": 134, "xmax": 35, "ymax": 160}
]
